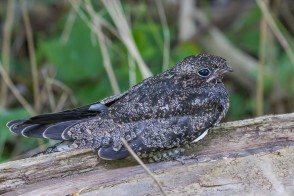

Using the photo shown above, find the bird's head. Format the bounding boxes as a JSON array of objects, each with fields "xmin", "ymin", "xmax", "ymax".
[{"xmin": 173, "ymin": 54, "xmax": 233, "ymax": 84}]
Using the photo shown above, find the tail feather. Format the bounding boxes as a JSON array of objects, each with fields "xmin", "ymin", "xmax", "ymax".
[
  {"xmin": 7, "ymin": 120, "xmax": 26, "ymax": 130},
  {"xmin": 7, "ymin": 120, "xmax": 28, "ymax": 136},
  {"xmin": 43, "ymin": 121, "xmax": 80, "ymax": 140},
  {"xmin": 7, "ymin": 119, "xmax": 80, "ymax": 140},
  {"xmin": 22, "ymin": 124, "xmax": 51, "ymax": 138},
  {"xmin": 7, "ymin": 101, "xmax": 112, "ymax": 141}
]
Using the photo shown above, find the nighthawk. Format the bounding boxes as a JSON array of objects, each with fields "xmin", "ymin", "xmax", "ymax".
[{"xmin": 7, "ymin": 54, "xmax": 232, "ymax": 162}]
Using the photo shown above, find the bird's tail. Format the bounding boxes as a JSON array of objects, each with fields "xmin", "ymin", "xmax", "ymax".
[{"xmin": 7, "ymin": 119, "xmax": 80, "ymax": 140}]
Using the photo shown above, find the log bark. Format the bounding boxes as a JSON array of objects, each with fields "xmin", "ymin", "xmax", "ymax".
[{"xmin": 0, "ymin": 113, "xmax": 294, "ymax": 195}]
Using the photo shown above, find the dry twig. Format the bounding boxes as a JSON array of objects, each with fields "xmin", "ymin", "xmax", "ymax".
[
  {"xmin": 102, "ymin": 0, "xmax": 153, "ymax": 78},
  {"xmin": 60, "ymin": 0, "xmax": 81, "ymax": 43},
  {"xmin": 84, "ymin": 0, "xmax": 121, "ymax": 94},
  {"xmin": 0, "ymin": 0, "xmax": 15, "ymax": 108},
  {"xmin": 121, "ymin": 138, "xmax": 168, "ymax": 196},
  {"xmin": 155, "ymin": 0, "xmax": 170, "ymax": 71},
  {"xmin": 20, "ymin": 0, "xmax": 41, "ymax": 112},
  {"xmin": 256, "ymin": 0, "xmax": 294, "ymax": 67},
  {"xmin": 0, "ymin": 61, "xmax": 35, "ymax": 115},
  {"xmin": 256, "ymin": 0, "xmax": 269, "ymax": 116}
]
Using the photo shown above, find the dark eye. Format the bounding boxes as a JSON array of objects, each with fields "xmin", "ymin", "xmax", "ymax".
[{"xmin": 198, "ymin": 68, "xmax": 210, "ymax": 77}]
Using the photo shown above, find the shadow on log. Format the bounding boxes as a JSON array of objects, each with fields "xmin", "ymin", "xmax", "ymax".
[{"xmin": 0, "ymin": 113, "xmax": 294, "ymax": 195}]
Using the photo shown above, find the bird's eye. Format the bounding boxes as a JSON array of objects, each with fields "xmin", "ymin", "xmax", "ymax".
[{"xmin": 197, "ymin": 68, "xmax": 211, "ymax": 77}]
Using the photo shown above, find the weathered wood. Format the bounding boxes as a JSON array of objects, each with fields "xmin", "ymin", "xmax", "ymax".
[{"xmin": 1, "ymin": 113, "xmax": 294, "ymax": 195}]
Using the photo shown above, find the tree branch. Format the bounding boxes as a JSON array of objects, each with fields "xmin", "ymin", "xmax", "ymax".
[{"xmin": 1, "ymin": 113, "xmax": 294, "ymax": 195}]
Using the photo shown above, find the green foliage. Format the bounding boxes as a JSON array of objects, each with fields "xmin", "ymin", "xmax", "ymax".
[
  {"xmin": 171, "ymin": 42, "xmax": 202, "ymax": 64},
  {"xmin": 133, "ymin": 23, "xmax": 163, "ymax": 71},
  {"xmin": 228, "ymin": 93, "xmax": 254, "ymax": 120},
  {"xmin": 39, "ymin": 18, "xmax": 104, "ymax": 83},
  {"xmin": 38, "ymin": 17, "xmax": 111, "ymax": 104},
  {"xmin": 229, "ymin": 6, "xmax": 261, "ymax": 54},
  {"xmin": 0, "ymin": 108, "xmax": 29, "ymax": 162},
  {"xmin": 278, "ymin": 52, "xmax": 294, "ymax": 94},
  {"xmin": 0, "ymin": 108, "xmax": 28, "ymax": 142}
]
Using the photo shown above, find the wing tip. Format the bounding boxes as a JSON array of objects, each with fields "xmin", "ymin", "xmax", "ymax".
[
  {"xmin": 97, "ymin": 146, "xmax": 130, "ymax": 160},
  {"xmin": 6, "ymin": 119, "xmax": 76, "ymax": 140},
  {"xmin": 97, "ymin": 148, "xmax": 116, "ymax": 160},
  {"xmin": 6, "ymin": 119, "xmax": 24, "ymax": 128},
  {"xmin": 6, "ymin": 120, "xmax": 28, "ymax": 136}
]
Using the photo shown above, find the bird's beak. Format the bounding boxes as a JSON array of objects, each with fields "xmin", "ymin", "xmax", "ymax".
[
  {"xmin": 218, "ymin": 63, "xmax": 233, "ymax": 75},
  {"xmin": 225, "ymin": 64, "xmax": 233, "ymax": 73},
  {"xmin": 206, "ymin": 63, "xmax": 233, "ymax": 83}
]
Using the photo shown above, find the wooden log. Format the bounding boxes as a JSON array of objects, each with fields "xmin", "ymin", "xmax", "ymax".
[{"xmin": 1, "ymin": 113, "xmax": 294, "ymax": 195}]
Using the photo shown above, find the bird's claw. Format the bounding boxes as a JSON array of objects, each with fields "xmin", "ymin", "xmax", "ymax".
[
  {"xmin": 175, "ymin": 156, "xmax": 187, "ymax": 164},
  {"xmin": 174, "ymin": 154, "xmax": 199, "ymax": 164}
]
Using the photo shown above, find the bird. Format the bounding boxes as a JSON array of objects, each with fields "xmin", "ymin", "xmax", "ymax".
[{"xmin": 7, "ymin": 54, "xmax": 232, "ymax": 162}]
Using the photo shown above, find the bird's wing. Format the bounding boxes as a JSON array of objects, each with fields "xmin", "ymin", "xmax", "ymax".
[
  {"xmin": 65, "ymin": 111, "xmax": 221, "ymax": 160},
  {"xmin": 107, "ymin": 73, "xmax": 192, "ymax": 122},
  {"xmin": 108, "ymin": 79, "xmax": 214, "ymax": 123},
  {"xmin": 7, "ymin": 119, "xmax": 83, "ymax": 139}
]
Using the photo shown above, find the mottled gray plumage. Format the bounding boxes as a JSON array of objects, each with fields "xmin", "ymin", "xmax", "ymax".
[{"xmin": 7, "ymin": 54, "xmax": 232, "ymax": 161}]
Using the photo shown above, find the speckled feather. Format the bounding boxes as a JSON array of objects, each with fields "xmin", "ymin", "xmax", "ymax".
[{"xmin": 7, "ymin": 54, "xmax": 232, "ymax": 161}]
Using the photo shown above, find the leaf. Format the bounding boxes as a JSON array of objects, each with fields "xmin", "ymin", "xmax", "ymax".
[
  {"xmin": 132, "ymin": 23, "xmax": 165, "ymax": 73},
  {"xmin": 38, "ymin": 17, "xmax": 103, "ymax": 83},
  {"xmin": 228, "ymin": 6, "xmax": 261, "ymax": 54},
  {"xmin": 228, "ymin": 93, "xmax": 253, "ymax": 120},
  {"xmin": 171, "ymin": 42, "xmax": 202, "ymax": 64}
]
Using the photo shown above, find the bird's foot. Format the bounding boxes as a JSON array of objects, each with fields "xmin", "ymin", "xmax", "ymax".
[
  {"xmin": 174, "ymin": 154, "xmax": 199, "ymax": 164},
  {"xmin": 175, "ymin": 156, "xmax": 187, "ymax": 165},
  {"xmin": 147, "ymin": 147, "xmax": 186, "ymax": 163}
]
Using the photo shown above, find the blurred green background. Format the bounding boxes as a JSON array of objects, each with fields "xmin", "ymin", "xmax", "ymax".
[{"xmin": 1, "ymin": 0, "xmax": 294, "ymax": 162}]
